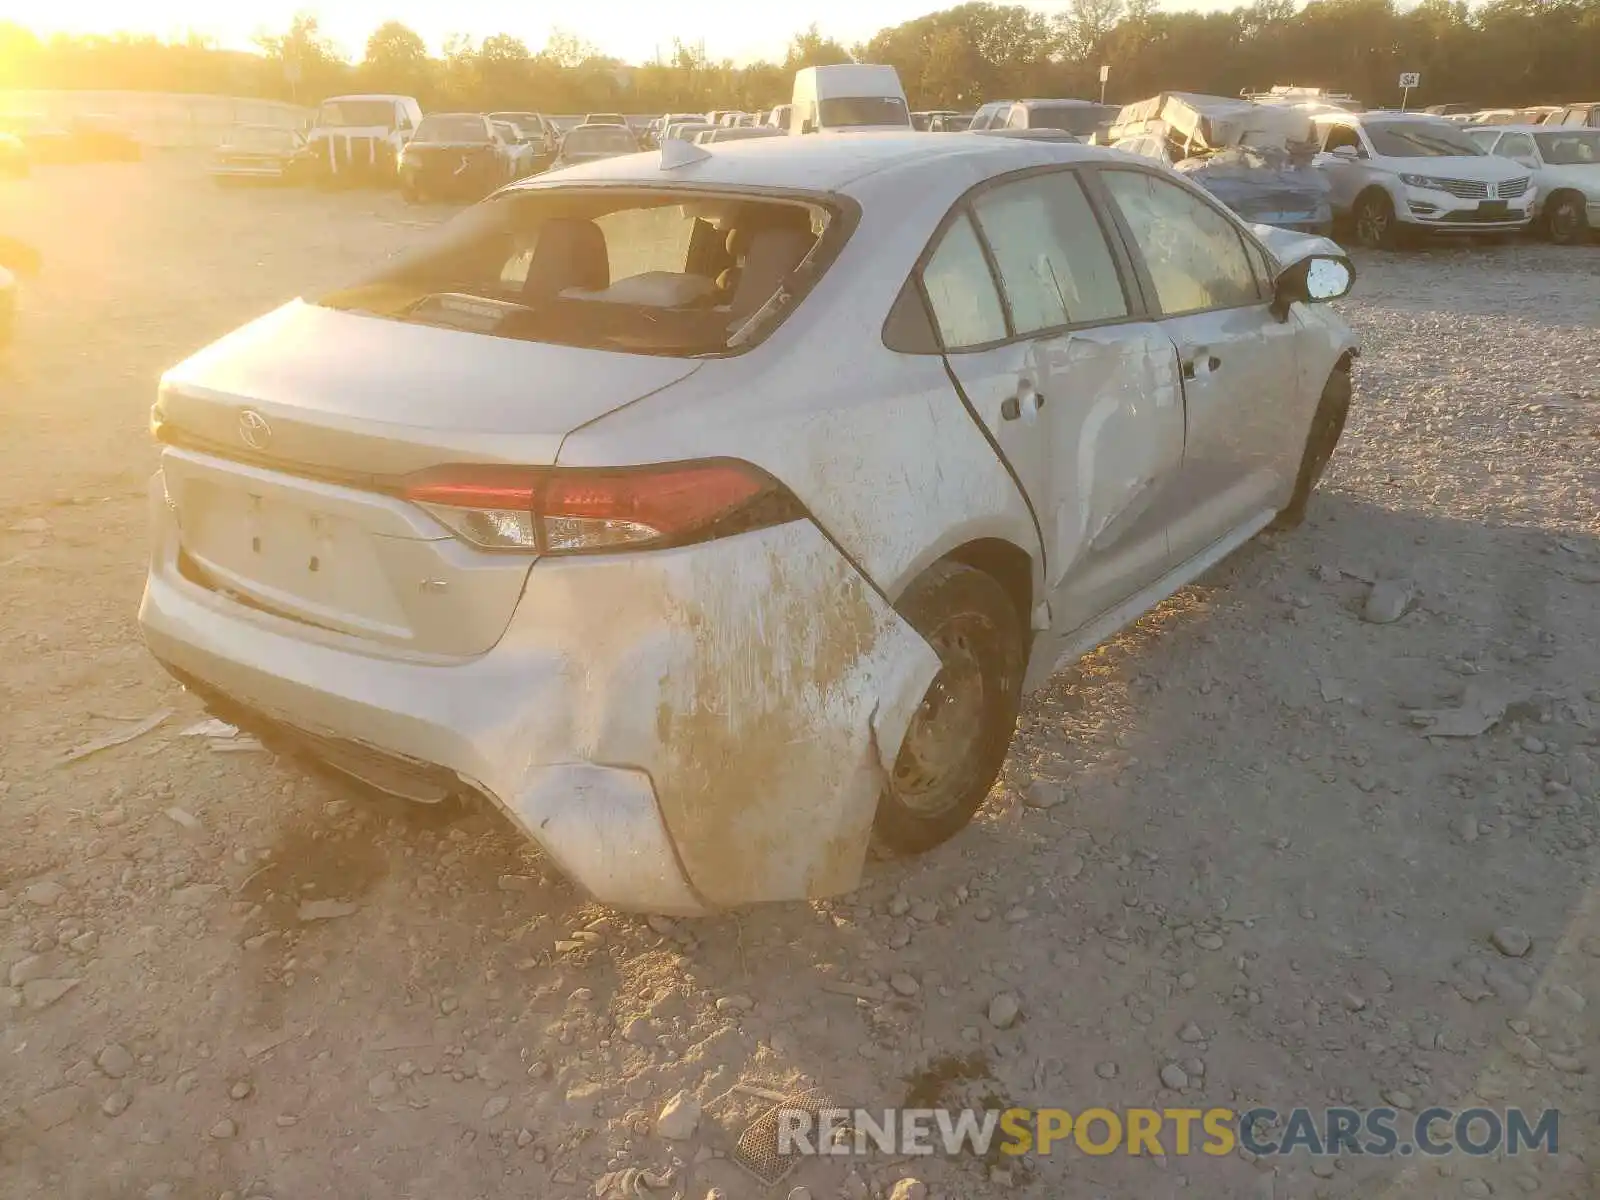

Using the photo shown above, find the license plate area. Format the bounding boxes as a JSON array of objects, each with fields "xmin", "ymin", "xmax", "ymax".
[
  {"xmin": 1478, "ymin": 200, "xmax": 1509, "ymax": 218},
  {"xmin": 177, "ymin": 478, "xmax": 413, "ymax": 640}
]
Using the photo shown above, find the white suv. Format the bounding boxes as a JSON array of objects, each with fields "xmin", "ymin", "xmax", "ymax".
[{"xmin": 1311, "ymin": 112, "xmax": 1535, "ymax": 247}]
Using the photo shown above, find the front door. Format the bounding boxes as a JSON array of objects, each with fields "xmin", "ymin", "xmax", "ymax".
[
  {"xmin": 921, "ymin": 169, "xmax": 1186, "ymax": 647},
  {"xmin": 1093, "ymin": 167, "xmax": 1302, "ymax": 566}
]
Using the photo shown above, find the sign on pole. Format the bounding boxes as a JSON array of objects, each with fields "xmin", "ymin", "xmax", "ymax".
[
  {"xmin": 1398, "ymin": 71, "xmax": 1420, "ymax": 112},
  {"xmin": 1099, "ymin": 63, "xmax": 1110, "ymax": 103}
]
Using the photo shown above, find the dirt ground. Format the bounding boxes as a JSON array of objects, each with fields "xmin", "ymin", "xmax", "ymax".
[{"xmin": 1, "ymin": 156, "xmax": 1598, "ymax": 1200}]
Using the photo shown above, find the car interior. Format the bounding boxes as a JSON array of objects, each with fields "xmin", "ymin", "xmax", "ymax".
[{"xmin": 321, "ymin": 192, "xmax": 830, "ymax": 353}]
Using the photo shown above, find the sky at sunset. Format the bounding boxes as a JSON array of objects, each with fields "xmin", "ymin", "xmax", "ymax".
[{"xmin": 11, "ymin": 0, "xmax": 1230, "ymax": 67}]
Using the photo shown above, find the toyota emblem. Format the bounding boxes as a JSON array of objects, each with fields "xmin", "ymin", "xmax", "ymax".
[{"xmin": 239, "ymin": 410, "xmax": 272, "ymax": 450}]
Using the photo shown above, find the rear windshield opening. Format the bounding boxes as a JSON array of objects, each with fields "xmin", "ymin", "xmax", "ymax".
[
  {"xmin": 562, "ymin": 126, "xmax": 639, "ymax": 155},
  {"xmin": 1028, "ymin": 104, "xmax": 1117, "ymax": 136},
  {"xmin": 414, "ymin": 115, "xmax": 491, "ymax": 143},
  {"xmin": 318, "ymin": 188, "xmax": 844, "ymax": 357}
]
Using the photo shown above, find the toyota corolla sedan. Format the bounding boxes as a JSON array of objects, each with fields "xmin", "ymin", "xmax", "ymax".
[{"xmin": 140, "ymin": 135, "xmax": 1358, "ymax": 914}]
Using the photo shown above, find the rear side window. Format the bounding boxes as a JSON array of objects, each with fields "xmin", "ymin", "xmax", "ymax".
[
  {"xmin": 921, "ymin": 213, "xmax": 1007, "ymax": 349},
  {"xmin": 1100, "ymin": 170, "xmax": 1262, "ymax": 315},
  {"xmin": 971, "ymin": 172, "xmax": 1128, "ymax": 332}
]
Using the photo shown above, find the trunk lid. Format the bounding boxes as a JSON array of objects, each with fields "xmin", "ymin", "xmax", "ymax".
[
  {"xmin": 159, "ymin": 300, "xmax": 701, "ymax": 475},
  {"xmin": 156, "ymin": 301, "xmax": 702, "ymax": 656}
]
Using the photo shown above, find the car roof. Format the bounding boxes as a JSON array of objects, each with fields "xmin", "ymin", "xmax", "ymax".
[
  {"xmin": 320, "ymin": 94, "xmax": 408, "ymax": 103},
  {"xmin": 1017, "ymin": 98, "xmax": 1103, "ymax": 107},
  {"xmin": 512, "ymin": 132, "xmax": 1123, "ymax": 194}
]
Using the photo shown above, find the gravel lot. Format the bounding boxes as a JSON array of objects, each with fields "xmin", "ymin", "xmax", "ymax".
[{"xmin": 1, "ymin": 157, "xmax": 1598, "ymax": 1200}]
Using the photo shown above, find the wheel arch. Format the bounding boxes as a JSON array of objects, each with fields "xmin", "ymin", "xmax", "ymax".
[
  {"xmin": 1541, "ymin": 186, "xmax": 1588, "ymax": 234},
  {"xmin": 942, "ymin": 537, "xmax": 1035, "ymax": 639},
  {"xmin": 1354, "ymin": 182, "xmax": 1398, "ymax": 213}
]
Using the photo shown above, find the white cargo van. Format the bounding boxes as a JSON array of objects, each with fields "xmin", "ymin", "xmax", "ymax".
[{"xmin": 790, "ymin": 65, "xmax": 912, "ymax": 135}]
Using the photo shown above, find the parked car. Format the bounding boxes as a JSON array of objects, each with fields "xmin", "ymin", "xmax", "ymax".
[
  {"xmin": 1311, "ymin": 111, "xmax": 1535, "ymax": 246},
  {"xmin": 766, "ymin": 104, "xmax": 793, "ymax": 131},
  {"xmin": 489, "ymin": 112, "xmax": 558, "ymax": 169},
  {"xmin": 912, "ymin": 110, "xmax": 960, "ymax": 131},
  {"xmin": 0, "ymin": 113, "xmax": 139, "ymax": 163},
  {"xmin": 65, "ymin": 114, "xmax": 141, "ymax": 160},
  {"xmin": 139, "ymin": 133, "xmax": 1356, "ymax": 912},
  {"xmin": 302, "ymin": 94, "xmax": 422, "ymax": 188},
  {"xmin": 1001, "ymin": 99, "xmax": 1120, "ymax": 138},
  {"xmin": 929, "ymin": 112, "xmax": 975, "ymax": 132},
  {"xmin": 647, "ymin": 113, "xmax": 704, "ymax": 149},
  {"xmin": 493, "ymin": 122, "xmax": 541, "ymax": 178},
  {"xmin": 1549, "ymin": 102, "xmax": 1600, "ymax": 129},
  {"xmin": 583, "ymin": 113, "xmax": 627, "ymax": 126},
  {"xmin": 0, "ymin": 131, "xmax": 27, "ymax": 178},
  {"xmin": 398, "ymin": 114, "xmax": 518, "ymax": 202},
  {"xmin": 549, "ymin": 122, "xmax": 640, "ymax": 169},
  {"xmin": 662, "ymin": 121, "xmax": 717, "ymax": 144},
  {"xmin": 1423, "ymin": 103, "xmax": 1478, "ymax": 117},
  {"xmin": 790, "ymin": 64, "xmax": 912, "ymax": 134},
  {"xmin": 1113, "ymin": 94, "xmax": 1337, "ymax": 235},
  {"xmin": 694, "ymin": 126, "xmax": 785, "ymax": 144},
  {"xmin": 1110, "ymin": 94, "xmax": 1333, "ymax": 234},
  {"xmin": 966, "ymin": 100, "xmax": 1017, "ymax": 131},
  {"xmin": 1467, "ymin": 124, "xmax": 1599, "ymax": 243},
  {"xmin": 210, "ymin": 125, "xmax": 310, "ymax": 185}
]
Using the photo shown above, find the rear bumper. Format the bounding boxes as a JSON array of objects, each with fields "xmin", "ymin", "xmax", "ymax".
[
  {"xmin": 139, "ymin": 472, "xmax": 938, "ymax": 913},
  {"xmin": 210, "ymin": 163, "xmax": 286, "ymax": 179}
]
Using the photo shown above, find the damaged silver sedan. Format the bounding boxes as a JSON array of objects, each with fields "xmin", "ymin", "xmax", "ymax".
[{"xmin": 139, "ymin": 134, "xmax": 1358, "ymax": 913}]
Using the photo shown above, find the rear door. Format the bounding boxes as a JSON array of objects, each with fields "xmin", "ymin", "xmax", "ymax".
[
  {"xmin": 1092, "ymin": 166, "xmax": 1303, "ymax": 566},
  {"xmin": 921, "ymin": 167, "xmax": 1186, "ymax": 640}
]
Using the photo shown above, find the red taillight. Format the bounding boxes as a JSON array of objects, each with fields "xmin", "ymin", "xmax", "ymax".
[{"xmin": 399, "ymin": 460, "xmax": 803, "ymax": 554}]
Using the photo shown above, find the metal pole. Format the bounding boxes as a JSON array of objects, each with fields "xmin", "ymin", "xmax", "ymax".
[{"xmin": 1401, "ymin": 85, "xmax": 1410, "ymax": 113}]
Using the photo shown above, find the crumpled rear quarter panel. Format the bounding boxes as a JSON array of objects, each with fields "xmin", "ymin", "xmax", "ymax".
[{"xmin": 499, "ymin": 520, "xmax": 940, "ymax": 907}]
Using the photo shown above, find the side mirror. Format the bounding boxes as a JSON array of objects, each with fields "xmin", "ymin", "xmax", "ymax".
[{"xmin": 1271, "ymin": 254, "xmax": 1354, "ymax": 320}]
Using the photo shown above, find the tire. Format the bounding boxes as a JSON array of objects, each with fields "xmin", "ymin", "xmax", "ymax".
[
  {"xmin": 1544, "ymin": 193, "xmax": 1589, "ymax": 246},
  {"xmin": 1271, "ymin": 363, "xmax": 1353, "ymax": 531},
  {"xmin": 873, "ymin": 561, "xmax": 1025, "ymax": 856},
  {"xmin": 1352, "ymin": 189, "xmax": 1400, "ymax": 250}
]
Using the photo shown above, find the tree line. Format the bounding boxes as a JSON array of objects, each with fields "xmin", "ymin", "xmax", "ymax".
[{"xmin": 2, "ymin": 1, "xmax": 1597, "ymax": 117}]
